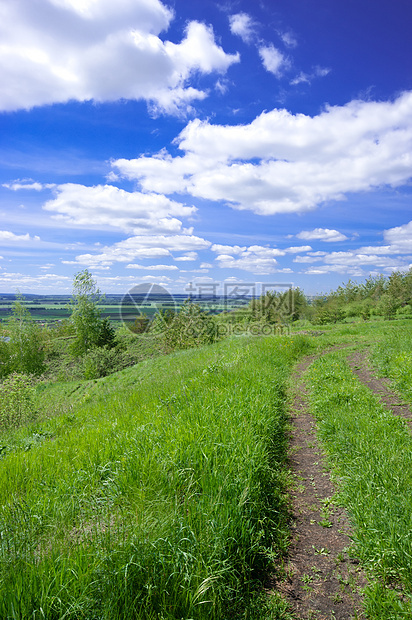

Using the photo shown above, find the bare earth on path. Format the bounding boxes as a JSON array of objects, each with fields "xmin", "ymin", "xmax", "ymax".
[
  {"xmin": 279, "ymin": 355, "xmax": 367, "ymax": 620},
  {"xmin": 347, "ymin": 349, "xmax": 412, "ymax": 428}
]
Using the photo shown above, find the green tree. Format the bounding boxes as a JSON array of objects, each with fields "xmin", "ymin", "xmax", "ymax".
[
  {"xmin": 6, "ymin": 295, "xmax": 45, "ymax": 375},
  {"xmin": 151, "ymin": 301, "xmax": 218, "ymax": 350},
  {"xmin": 69, "ymin": 270, "xmax": 104, "ymax": 355}
]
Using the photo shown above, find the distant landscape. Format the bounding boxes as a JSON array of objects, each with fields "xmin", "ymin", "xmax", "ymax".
[{"xmin": 0, "ymin": 269, "xmax": 411, "ymax": 618}]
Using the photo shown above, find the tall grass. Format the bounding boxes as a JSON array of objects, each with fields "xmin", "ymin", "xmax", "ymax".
[
  {"xmin": 308, "ymin": 351, "xmax": 412, "ymax": 618},
  {"xmin": 371, "ymin": 324, "xmax": 412, "ymax": 402},
  {"xmin": 0, "ymin": 334, "xmax": 311, "ymax": 619}
]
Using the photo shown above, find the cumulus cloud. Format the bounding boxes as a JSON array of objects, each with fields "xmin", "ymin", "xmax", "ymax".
[
  {"xmin": 125, "ymin": 263, "xmax": 178, "ymax": 270},
  {"xmin": 212, "ymin": 244, "xmax": 287, "ymax": 274},
  {"xmin": 113, "ymin": 91, "xmax": 412, "ymax": 215},
  {"xmin": 383, "ymin": 220, "xmax": 412, "ymax": 253},
  {"xmin": 296, "ymin": 228, "xmax": 348, "ymax": 242},
  {"xmin": 174, "ymin": 252, "xmax": 198, "ymax": 261},
  {"xmin": 0, "ymin": 230, "xmax": 41, "ymax": 243},
  {"xmin": 3, "ymin": 179, "xmax": 56, "ymax": 191},
  {"xmin": 229, "ymin": 13, "xmax": 256, "ymax": 43},
  {"xmin": 65, "ymin": 234, "xmax": 211, "ymax": 267},
  {"xmin": 0, "ymin": 0, "xmax": 239, "ymax": 114},
  {"xmin": 285, "ymin": 245, "xmax": 312, "ymax": 253},
  {"xmin": 43, "ymin": 183, "xmax": 196, "ymax": 234},
  {"xmin": 293, "ymin": 221, "xmax": 412, "ymax": 276},
  {"xmin": 258, "ymin": 44, "xmax": 290, "ymax": 77},
  {"xmin": 0, "ymin": 270, "xmax": 71, "ymax": 292}
]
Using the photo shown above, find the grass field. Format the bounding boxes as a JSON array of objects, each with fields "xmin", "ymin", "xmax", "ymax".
[
  {"xmin": 1, "ymin": 317, "xmax": 412, "ymax": 618},
  {"xmin": 0, "ymin": 333, "xmax": 313, "ymax": 619}
]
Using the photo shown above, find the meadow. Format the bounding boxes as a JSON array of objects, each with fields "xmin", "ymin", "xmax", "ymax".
[
  {"xmin": 0, "ymin": 333, "xmax": 313, "ymax": 619},
  {"xmin": 1, "ymin": 296, "xmax": 412, "ymax": 618}
]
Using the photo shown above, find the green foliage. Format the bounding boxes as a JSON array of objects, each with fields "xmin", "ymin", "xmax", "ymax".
[
  {"xmin": 247, "ymin": 287, "xmax": 308, "ymax": 325},
  {"xmin": 130, "ymin": 314, "xmax": 150, "ymax": 334},
  {"xmin": 312, "ymin": 296, "xmax": 345, "ymax": 324},
  {"xmin": 0, "ymin": 373, "xmax": 37, "ymax": 430},
  {"xmin": 311, "ymin": 269, "xmax": 412, "ymax": 324},
  {"xmin": 96, "ymin": 317, "xmax": 116, "ymax": 349},
  {"xmin": 82, "ymin": 345, "xmax": 124, "ymax": 380},
  {"xmin": 0, "ymin": 336, "xmax": 10, "ymax": 378},
  {"xmin": 69, "ymin": 269, "xmax": 104, "ymax": 356},
  {"xmin": 151, "ymin": 301, "xmax": 219, "ymax": 350},
  {"xmin": 5, "ymin": 295, "xmax": 45, "ymax": 375}
]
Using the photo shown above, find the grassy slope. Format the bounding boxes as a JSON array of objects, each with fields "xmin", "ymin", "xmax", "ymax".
[{"xmin": 0, "ymin": 334, "xmax": 313, "ymax": 619}]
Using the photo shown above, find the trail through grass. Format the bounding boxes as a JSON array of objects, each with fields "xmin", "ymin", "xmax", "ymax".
[{"xmin": 308, "ymin": 350, "xmax": 412, "ymax": 618}]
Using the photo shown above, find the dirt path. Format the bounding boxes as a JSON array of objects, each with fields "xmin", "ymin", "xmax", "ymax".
[
  {"xmin": 347, "ymin": 349, "xmax": 412, "ymax": 428},
  {"xmin": 279, "ymin": 355, "xmax": 367, "ymax": 620}
]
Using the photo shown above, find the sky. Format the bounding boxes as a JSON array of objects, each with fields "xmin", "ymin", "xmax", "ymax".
[{"xmin": 0, "ymin": 0, "xmax": 412, "ymax": 297}]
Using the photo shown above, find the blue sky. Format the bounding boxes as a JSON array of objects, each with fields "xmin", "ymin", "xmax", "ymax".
[{"xmin": 0, "ymin": 0, "xmax": 411, "ymax": 296}]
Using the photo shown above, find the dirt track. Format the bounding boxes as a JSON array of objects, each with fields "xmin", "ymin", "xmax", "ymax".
[
  {"xmin": 280, "ymin": 354, "xmax": 366, "ymax": 619},
  {"xmin": 279, "ymin": 346, "xmax": 412, "ymax": 619}
]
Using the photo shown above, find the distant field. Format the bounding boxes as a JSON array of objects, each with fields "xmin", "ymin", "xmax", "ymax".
[{"xmin": 0, "ymin": 294, "xmax": 250, "ymax": 324}]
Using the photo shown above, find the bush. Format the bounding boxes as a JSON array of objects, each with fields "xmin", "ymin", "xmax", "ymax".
[
  {"xmin": 6, "ymin": 297, "xmax": 46, "ymax": 376},
  {"xmin": 0, "ymin": 338, "xmax": 11, "ymax": 378},
  {"xmin": 82, "ymin": 346, "xmax": 124, "ymax": 380},
  {"xmin": 151, "ymin": 302, "xmax": 219, "ymax": 350},
  {"xmin": 0, "ymin": 373, "xmax": 37, "ymax": 430}
]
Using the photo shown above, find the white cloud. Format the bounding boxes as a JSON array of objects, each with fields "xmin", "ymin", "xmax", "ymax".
[
  {"xmin": 113, "ymin": 91, "xmax": 412, "ymax": 215},
  {"xmin": 125, "ymin": 263, "xmax": 178, "ymax": 270},
  {"xmin": 213, "ymin": 244, "xmax": 286, "ymax": 274},
  {"xmin": 383, "ymin": 220, "xmax": 412, "ymax": 253},
  {"xmin": 0, "ymin": 230, "xmax": 41, "ymax": 243},
  {"xmin": 325, "ymin": 252, "xmax": 401, "ymax": 268},
  {"xmin": 211, "ymin": 244, "xmax": 247, "ymax": 255},
  {"xmin": 285, "ymin": 245, "xmax": 312, "ymax": 253},
  {"xmin": 0, "ymin": 0, "xmax": 239, "ymax": 114},
  {"xmin": 65, "ymin": 234, "xmax": 211, "ymax": 267},
  {"xmin": 293, "ymin": 255, "xmax": 324, "ymax": 263},
  {"xmin": 296, "ymin": 231, "xmax": 412, "ymax": 275},
  {"xmin": 291, "ymin": 66, "xmax": 330, "ymax": 86},
  {"xmin": 229, "ymin": 13, "xmax": 256, "ymax": 43},
  {"xmin": 43, "ymin": 183, "xmax": 196, "ymax": 234},
  {"xmin": 3, "ymin": 179, "xmax": 56, "ymax": 191},
  {"xmin": 0, "ymin": 271, "xmax": 71, "ymax": 292},
  {"xmin": 174, "ymin": 252, "xmax": 198, "ymax": 261},
  {"xmin": 278, "ymin": 31, "xmax": 297, "ymax": 48},
  {"xmin": 258, "ymin": 44, "xmax": 290, "ymax": 77},
  {"xmin": 296, "ymin": 228, "xmax": 348, "ymax": 242}
]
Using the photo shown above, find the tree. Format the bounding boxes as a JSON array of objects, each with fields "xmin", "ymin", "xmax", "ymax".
[
  {"xmin": 69, "ymin": 270, "xmax": 104, "ymax": 355},
  {"xmin": 151, "ymin": 301, "xmax": 218, "ymax": 350},
  {"xmin": 6, "ymin": 294, "xmax": 45, "ymax": 375}
]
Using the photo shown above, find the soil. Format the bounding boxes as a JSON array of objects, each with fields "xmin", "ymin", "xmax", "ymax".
[
  {"xmin": 346, "ymin": 349, "xmax": 412, "ymax": 428},
  {"xmin": 279, "ymin": 355, "xmax": 367, "ymax": 620}
]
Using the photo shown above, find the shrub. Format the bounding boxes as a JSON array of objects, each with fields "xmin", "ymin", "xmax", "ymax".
[
  {"xmin": 0, "ymin": 373, "xmax": 37, "ymax": 430},
  {"xmin": 82, "ymin": 346, "xmax": 124, "ymax": 380},
  {"xmin": 151, "ymin": 302, "xmax": 219, "ymax": 350},
  {"xmin": 6, "ymin": 297, "xmax": 46, "ymax": 376}
]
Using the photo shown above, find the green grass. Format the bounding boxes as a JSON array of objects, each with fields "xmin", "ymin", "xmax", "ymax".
[
  {"xmin": 371, "ymin": 324, "xmax": 412, "ymax": 403},
  {"xmin": 0, "ymin": 334, "xmax": 313, "ymax": 619},
  {"xmin": 307, "ymin": 350, "xmax": 412, "ymax": 618}
]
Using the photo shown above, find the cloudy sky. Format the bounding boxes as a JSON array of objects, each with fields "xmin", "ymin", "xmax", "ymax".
[{"xmin": 1, "ymin": 0, "xmax": 411, "ymax": 295}]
